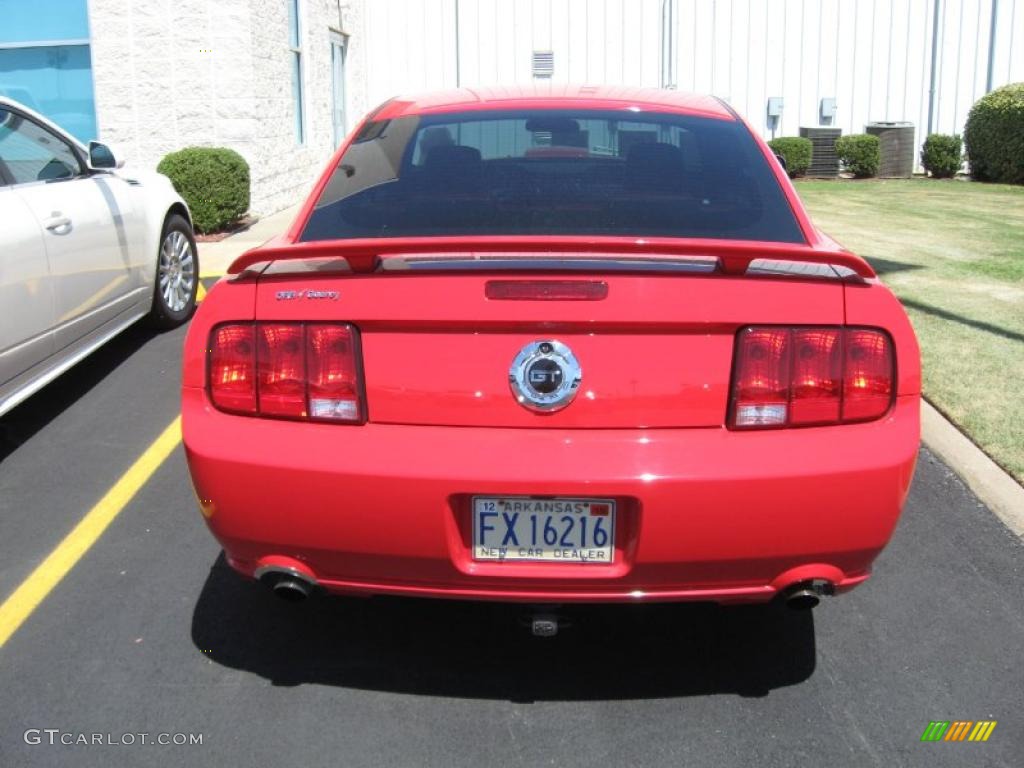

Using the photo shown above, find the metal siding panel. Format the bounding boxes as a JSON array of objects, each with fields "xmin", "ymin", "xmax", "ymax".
[
  {"xmin": 567, "ymin": 0, "xmax": 589, "ymax": 82},
  {"xmin": 439, "ymin": 0, "xmax": 458, "ymax": 89},
  {"xmin": 475, "ymin": 0, "xmax": 497, "ymax": 84},
  {"xmin": 492, "ymin": 0, "xmax": 517, "ymax": 83},
  {"xmin": 407, "ymin": 0, "xmax": 429, "ymax": 91},
  {"xmin": 634, "ymin": 0, "xmax": 659, "ymax": 86},
  {"xmin": 357, "ymin": 0, "xmax": 1018, "ymax": 166},
  {"xmin": 916, "ymin": 0, "xmax": 932, "ymax": 149},
  {"xmin": 780, "ymin": 0, "xmax": 804, "ymax": 136},
  {"xmin": 1008, "ymin": 0, "xmax": 1023, "ymax": 83},
  {"xmin": 743, "ymin": 0, "xmax": 770, "ymax": 136},
  {"xmin": 850, "ymin": 0, "xmax": 875, "ymax": 137},
  {"xmin": 692, "ymin": 0, "xmax": 714, "ymax": 94},
  {"xmin": 816, "ymin": 0, "xmax": 841, "ymax": 124},
  {"xmin": 603, "ymin": 0, "xmax": 624, "ymax": 84},
  {"xmin": 710, "ymin": 0, "xmax": 732, "ymax": 99},
  {"xmin": 620, "ymin": 0, "xmax": 642, "ymax": 85},
  {"xmin": 585, "ymin": 0, "xmax": 605, "ymax": 81},
  {"xmin": 935, "ymin": 0, "xmax": 953, "ymax": 132},
  {"xmin": 549, "ymin": 0, "xmax": 571, "ymax": 83},
  {"xmin": 673, "ymin": 0, "xmax": 696, "ymax": 92},
  {"xmin": 760, "ymin": 0, "xmax": 786, "ymax": 136},
  {"xmin": 799, "ymin": 0, "xmax": 821, "ymax": 129},
  {"xmin": 532, "ymin": 0, "xmax": 553, "ymax": 52}
]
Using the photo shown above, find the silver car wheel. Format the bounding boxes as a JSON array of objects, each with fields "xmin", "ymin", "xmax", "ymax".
[{"xmin": 158, "ymin": 230, "xmax": 196, "ymax": 313}]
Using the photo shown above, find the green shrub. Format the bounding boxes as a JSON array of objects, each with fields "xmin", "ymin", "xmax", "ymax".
[
  {"xmin": 963, "ymin": 82, "xmax": 1024, "ymax": 184},
  {"xmin": 767, "ymin": 137, "xmax": 813, "ymax": 177},
  {"xmin": 921, "ymin": 134, "xmax": 963, "ymax": 178},
  {"xmin": 157, "ymin": 147, "xmax": 250, "ymax": 233},
  {"xmin": 834, "ymin": 134, "xmax": 880, "ymax": 178}
]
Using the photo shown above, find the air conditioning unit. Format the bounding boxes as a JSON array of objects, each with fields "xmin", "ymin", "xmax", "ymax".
[
  {"xmin": 800, "ymin": 127, "xmax": 843, "ymax": 178},
  {"xmin": 865, "ymin": 122, "xmax": 916, "ymax": 178}
]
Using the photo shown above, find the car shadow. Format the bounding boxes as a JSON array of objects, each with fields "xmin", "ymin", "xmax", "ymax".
[
  {"xmin": 862, "ymin": 256, "xmax": 923, "ymax": 276},
  {"xmin": 191, "ymin": 554, "xmax": 816, "ymax": 701},
  {"xmin": 900, "ymin": 297, "xmax": 1024, "ymax": 343},
  {"xmin": 0, "ymin": 324, "xmax": 157, "ymax": 464}
]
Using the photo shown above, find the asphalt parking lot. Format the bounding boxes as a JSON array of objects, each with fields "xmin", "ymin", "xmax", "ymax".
[{"xmin": 0, "ymin": 310, "xmax": 1021, "ymax": 768}]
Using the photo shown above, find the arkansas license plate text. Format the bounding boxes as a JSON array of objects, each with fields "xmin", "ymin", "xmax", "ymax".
[{"xmin": 472, "ymin": 497, "xmax": 616, "ymax": 564}]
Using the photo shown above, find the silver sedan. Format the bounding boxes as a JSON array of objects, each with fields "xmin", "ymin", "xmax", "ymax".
[{"xmin": 0, "ymin": 96, "xmax": 198, "ymax": 417}]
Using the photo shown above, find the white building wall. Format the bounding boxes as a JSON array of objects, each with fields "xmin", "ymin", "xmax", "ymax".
[
  {"xmin": 89, "ymin": 0, "xmax": 368, "ymax": 216},
  {"xmin": 362, "ymin": 0, "xmax": 1023, "ymax": 166},
  {"xmin": 86, "ymin": 0, "xmax": 1023, "ymax": 214},
  {"xmin": 363, "ymin": 0, "xmax": 662, "ymax": 100}
]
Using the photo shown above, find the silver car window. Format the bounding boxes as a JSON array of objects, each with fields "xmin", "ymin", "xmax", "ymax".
[{"xmin": 0, "ymin": 108, "xmax": 81, "ymax": 185}]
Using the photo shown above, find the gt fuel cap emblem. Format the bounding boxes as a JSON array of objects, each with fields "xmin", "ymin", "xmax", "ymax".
[{"xmin": 509, "ymin": 340, "xmax": 582, "ymax": 413}]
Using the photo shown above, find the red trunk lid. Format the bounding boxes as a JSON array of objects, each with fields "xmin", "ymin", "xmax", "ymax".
[{"xmin": 253, "ymin": 266, "xmax": 843, "ymax": 429}]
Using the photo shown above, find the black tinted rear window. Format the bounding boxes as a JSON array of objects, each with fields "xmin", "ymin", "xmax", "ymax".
[{"xmin": 301, "ymin": 109, "xmax": 804, "ymax": 244}]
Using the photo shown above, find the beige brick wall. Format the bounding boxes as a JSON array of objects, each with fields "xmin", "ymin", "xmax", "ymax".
[{"xmin": 89, "ymin": 0, "xmax": 367, "ymax": 217}]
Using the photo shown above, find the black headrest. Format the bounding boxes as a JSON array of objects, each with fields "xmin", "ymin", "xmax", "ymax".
[
  {"xmin": 625, "ymin": 142, "xmax": 687, "ymax": 191},
  {"xmin": 423, "ymin": 144, "xmax": 482, "ymax": 172},
  {"xmin": 626, "ymin": 142, "xmax": 686, "ymax": 169}
]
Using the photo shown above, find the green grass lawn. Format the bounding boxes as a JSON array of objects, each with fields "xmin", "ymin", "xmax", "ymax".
[{"xmin": 796, "ymin": 178, "xmax": 1024, "ymax": 483}]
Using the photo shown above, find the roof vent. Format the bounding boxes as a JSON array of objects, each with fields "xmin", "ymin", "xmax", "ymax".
[{"xmin": 532, "ymin": 50, "xmax": 554, "ymax": 78}]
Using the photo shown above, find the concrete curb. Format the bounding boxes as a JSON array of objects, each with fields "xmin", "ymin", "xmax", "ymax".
[{"xmin": 921, "ymin": 399, "xmax": 1024, "ymax": 538}]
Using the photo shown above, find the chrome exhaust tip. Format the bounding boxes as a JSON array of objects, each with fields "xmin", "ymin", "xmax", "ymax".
[
  {"xmin": 785, "ymin": 588, "xmax": 821, "ymax": 610},
  {"xmin": 782, "ymin": 579, "xmax": 835, "ymax": 610},
  {"xmin": 271, "ymin": 578, "xmax": 312, "ymax": 602},
  {"xmin": 255, "ymin": 564, "xmax": 318, "ymax": 602}
]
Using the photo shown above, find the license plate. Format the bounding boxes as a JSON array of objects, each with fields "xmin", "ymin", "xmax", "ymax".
[{"xmin": 472, "ymin": 497, "xmax": 616, "ymax": 564}]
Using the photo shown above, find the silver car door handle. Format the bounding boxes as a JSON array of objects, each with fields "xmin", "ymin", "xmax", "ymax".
[{"xmin": 43, "ymin": 215, "xmax": 72, "ymax": 233}]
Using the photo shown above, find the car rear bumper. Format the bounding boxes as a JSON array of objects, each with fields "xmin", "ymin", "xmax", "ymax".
[{"xmin": 183, "ymin": 388, "xmax": 919, "ymax": 604}]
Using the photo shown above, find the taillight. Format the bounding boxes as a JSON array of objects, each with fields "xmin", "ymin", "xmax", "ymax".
[
  {"xmin": 257, "ymin": 323, "xmax": 306, "ymax": 417},
  {"xmin": 306, "ymin": 324, "xmax": 362, "ymax": 422},
  {"xmin": 842, "ymin": 328, "xmax": 894, "ymax": 422},
  {"xmin": 729, "ymin": 326, "xmax": 893, "ymax": 429},
  {"xmin": 731, "ymin": 328, "xmax": 790, "ymax": 427},
  {"xmin": 790, "ymin": 328, "xmax": 843, "ymax": 425},
  {"xmin": 208, "ymin": 322, "xmax": 364, "ymax": 423},
  {"xmin": 209, "ymin": 325, "xmax": 256, "ymax": 414}
]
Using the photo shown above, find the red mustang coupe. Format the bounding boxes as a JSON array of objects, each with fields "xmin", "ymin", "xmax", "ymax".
[{"xmin": 182, "ymin": 87, "xmax": 920, "ymax": 623}]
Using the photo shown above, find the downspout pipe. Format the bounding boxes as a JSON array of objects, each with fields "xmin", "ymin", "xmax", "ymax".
[
  {"xmin": 660, "ymin": 0, "xmax": 675, "ymax": 89},
  {"xmin": 926, "ymin": 0, "xmax": 941, "ymax": 135},
  {"xmin": 454, "ymin": 0, "xmax": 461, "ymax": 87},
  {"xmin": 986, "ymin": 0, "xmax": 999, "ymax": 93}
]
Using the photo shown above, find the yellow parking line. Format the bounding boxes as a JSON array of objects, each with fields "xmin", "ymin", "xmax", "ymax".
[
  {"xmin": 0, "ymin": 416, "xmax": 182, "ymax": 648},
  {"xmin": 197, "ymin": 271, "xmax": 225, "ymax": 303}
]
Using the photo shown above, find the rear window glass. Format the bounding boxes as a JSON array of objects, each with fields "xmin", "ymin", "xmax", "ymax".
[{"xmin": 301, "ymin": 109, "xmax": 804, "ymax": 244}]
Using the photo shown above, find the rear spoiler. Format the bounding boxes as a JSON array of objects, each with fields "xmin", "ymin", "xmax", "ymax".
[{"xmin": 227, "ymin": 236, "xmax": 876, "ymax": 279}]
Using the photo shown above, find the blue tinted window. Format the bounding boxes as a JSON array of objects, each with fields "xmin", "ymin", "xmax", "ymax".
[
  {"xmin": 302, "ymin": 110, "xmax": 805, "ymax": 244},
  {"xmin": 0, "ymin": 0, "xmax": 95, "ymax": 143},
  {"xmin": 0, "ymin": 0, "xmax": 90, "ymax": 44},
  {"xmin": 0, "ymin": 107, "xmax": 81, "ymax": 183},
  {"xmin": 0, "ymin": 45, "xmax": 97, "ymax": 142}
]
